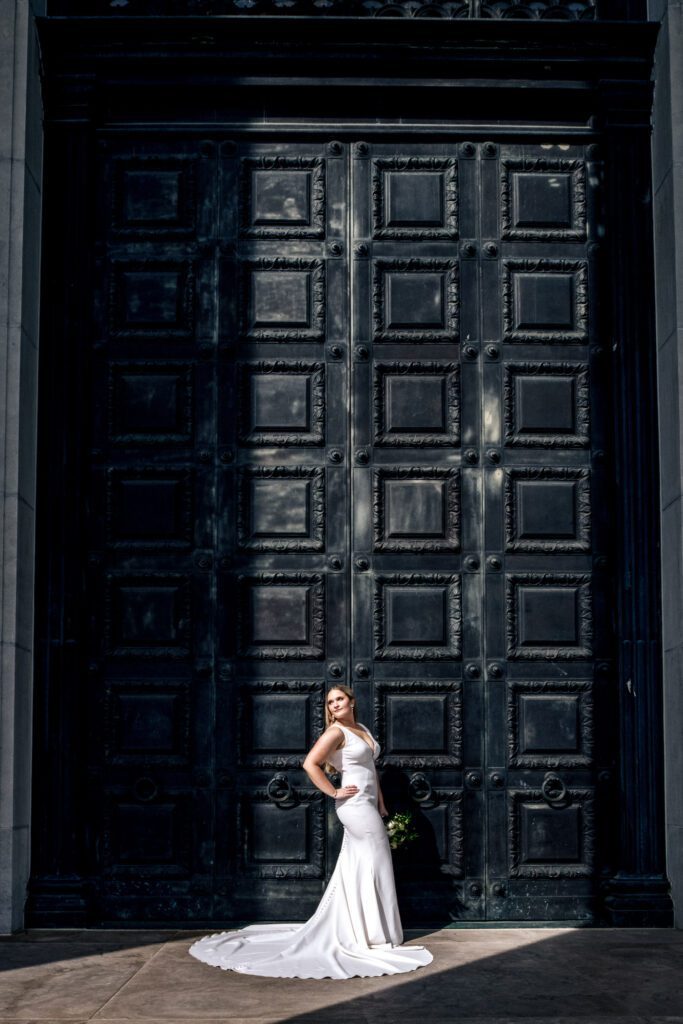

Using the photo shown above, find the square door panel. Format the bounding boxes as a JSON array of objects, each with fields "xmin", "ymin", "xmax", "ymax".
[
  {"xmin": 372, "ymin": 158, "xmax": 458, "ymax": 240},
  {"xmin": 103, "ymin": 799, "xmax": 190, "ymax": 875},
  {"xmin": 504, "ymin": 362, "xmax": 590, "ymax": 448},
  {"xmin": 240, "ymin": 259, "xmax": 325, "ymax": 342},
  {"xmin": 112, "ymin": 157, "xmax": 197, "ymax": 237},
  {"xmin": 507, "ymin": 680, "xmax": 593, "ymax": 768},
  {"xmin": 106, "ymin": 468, "xmax": 194, "ymax": 548},
  {"xmin": 240, "ymin": 157, "xmax": 325, "ymax": 238},
  {"xmin": 505, "ymin": 468, "xmax": 590, "ymax": 552},
  {"xmin": 109, "ymin": 261, "xmax": 194, "ymax": 338},
  {"xmin": 108, "ymin": 363, "xmax": 193, "ymax": 445},
  {"xmin": 373, "ymin": 260, "xmax": 459, "ymax": 343},
  {"xmin": 104, "ymin": 679, "xmax": 191, "ymax": 765},
  {"xmin": 373, "ymin": 467, "xmax": 460, "ymax": 552},
  {"xmin": 237, "ymin": 792, "xmax": 324, "ymax": 878},
  {"xmin": 237, "ymin": 361, "xmax": 325, "ymax": 447},
  {"xmin": 501, "ymin": 158, "xmax": 586, "ymax": 241},
  {"xmin": 236, "ymin": 572, "xmax": 325, "ymax": 660},
  {"xmin": 503, "ymin": 259, "xmax": 588, "ymax": 343},
  {"xmin": 506, "ymin": 573, "xmax": 592, "ymax": 660},
  {"xmin": 238, "ymin": 681, "xmax": 324, "ymax": 768},
  {"xmin": 374, "ymin": 680, "xmax": 462, "ymax": 768},
  {"xmin": 105, "ymin": 573, "xmax": 192, "ymax": 658},
  {"xmin": 509, "ymin": 789, "xmax": 595, "ymax": 878},
  {"xmin": 237, "ymin": 466, "xmax": 325, "ymax": 552},
  {"xmin": 373, "ymin": 361, "xmax": 460, "ymax": 448},
  {"xmin": 374, "ymin": 573, "xmax": 462, "ymax": 661}
]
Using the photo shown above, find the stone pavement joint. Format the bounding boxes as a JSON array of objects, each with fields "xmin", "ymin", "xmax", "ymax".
[{"xmin": 0, "ymin": 928, "xmax": 682, "ymax": 1024}]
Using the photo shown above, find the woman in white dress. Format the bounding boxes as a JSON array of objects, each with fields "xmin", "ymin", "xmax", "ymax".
[{"xmin": 188, "ymin": 685, "xmax": 433, "ymax": 979}]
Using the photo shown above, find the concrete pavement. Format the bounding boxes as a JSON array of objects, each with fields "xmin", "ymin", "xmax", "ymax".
[{"xmin": 1, "ymin": 927, "xmax": 682, "ymax": 1024}]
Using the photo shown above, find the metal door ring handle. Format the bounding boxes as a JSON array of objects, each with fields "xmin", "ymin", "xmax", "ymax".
[
  {"xmin": 541, "ymin": 773, "xmax": 568, "ymax": 806},
  {"xmin": 266, "ymin": 773, "xmax": 294, "ymax": 806}
]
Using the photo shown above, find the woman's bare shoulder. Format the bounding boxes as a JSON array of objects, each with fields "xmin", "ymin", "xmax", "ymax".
[{"xmin": 323, "ymin": 723, "xmax": 344, "ymax": 745}]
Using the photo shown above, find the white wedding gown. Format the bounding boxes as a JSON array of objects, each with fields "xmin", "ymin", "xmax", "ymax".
[{"xmin": 188, "ymin": 722, "xmax": 433, "ymax": 979}]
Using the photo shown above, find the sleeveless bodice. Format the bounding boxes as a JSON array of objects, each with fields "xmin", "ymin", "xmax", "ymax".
[{"xmin": 327, "ymin": 724, "xmax": 380, "ymax": 802}]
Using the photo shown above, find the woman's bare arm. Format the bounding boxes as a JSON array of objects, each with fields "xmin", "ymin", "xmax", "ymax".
[{"xmin": 303, "ymin": 727, "xmax": 359, "ymax": 799}]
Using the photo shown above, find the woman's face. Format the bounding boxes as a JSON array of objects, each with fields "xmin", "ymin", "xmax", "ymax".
[{"xmin": 327, "ymin": 689, "xmax": 353, "ymax": 720}]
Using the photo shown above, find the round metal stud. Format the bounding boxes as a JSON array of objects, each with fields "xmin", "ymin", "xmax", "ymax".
[
  {"xmin": 198, "ymin": 450, "xmax": 211, "ymax": 463},
  {"xmin": 464, "ymin": 448, "xmax": 479, "ymax": 464},
  {"xmin": 328, "ymin": 449, "xmax": 343, "ymax": 464},
  {"xmin": 487, "ymin": 449, "xmax": 501, "ymax": 464},
  {"xmin": 490, "ymin": 772, "xmax": 505, "ymax": 788},
  {"xmin": 469, "ymin": 882, "xmax": 482, "ymax": 898},
  {"xmin": 328, "ymin": 555, "xmax": 342, "ymax": 571},
  {"xmin": 196, "ymin": 556, "xmax": 211, "ymax": 570},
  {"xmin": 354, "ymin": 243, "xmax": 369, "ymax": 259},
  {"xmin": 328, "ymin": 344, "xmax": 343, "ymax": 360},
  {"xmin": 133, "ymin": 777, "xmax": 158, "ymax": 803},
  {"xmin": 328, "ymin": 141, "xmax": 343, "ymax": 155},
  {"xmin": 355, "ymin": 449, "xmax": 370, "ymax": 465},
  {"xmin": 355, "ymin": 142, "xmax": 369, "ymax": 157},
  {"xmin": 487, "ymin": 555, "xmax": 502, "ymax": 572},
  {"xmin": 328, "ymin": 241, "xmax": 343, "ymax": 257},
  {"xmin": 464, "ymin": 345, "xmax": 478, "ymax": 360},
  {"xmin": 488, "ymin": 663, "xmax": 503, "ymax": 678},
  {"xmin": 328, "ymin": 663, "xmax": 344, "ymax": 679},
  {"xmin": 220, "ymin": 556, "xmax": 232, "ymax": 569},
  {"xmin": 466, "ymin": 771, "xmax": 482, "ymax": 788},
  {"xmin": 462, "ymin": 242, "xmax": 476, "ymax": 258},
  {"xmin": 484, "ymin": 242, "xmax": 498, "ymax": 257},
  {"xmin": 355, "ymin": 663, "xmax": 370, "ymax": 678},
  {"xmin": 355, "ymin": 345, "xmax": 369, "ymax": 361},
  {"xmin": 465, "ymin": 556, "xmax": 480, "ymax": 571},
  {"xmin": 220, "ymin": 450, "xmax": 234, "ymax": 463},
  {"xmin": 492, "ymin": 883, "xmax": 506, "ymax": 898},
  {"xmin": 355, "ymin": 557, "xmax": 370, "ymax": 572},
  {"xmin": 485, "ymin": 344, "xmax": 499, "ymax": 359},
  {"xmin": 483, "ymin": 142, "xmax": 497, "ymax": 158},
  {"xmin": 460, "ymin": 142, "xmax": 476, "ymax": 157},
  {"xmin": 466, "ymin": 663, "xmax": 481, "ymax": 679}
]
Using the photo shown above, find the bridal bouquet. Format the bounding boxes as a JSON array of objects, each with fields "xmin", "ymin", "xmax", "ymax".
[{"xmin": 384, "ymin": 811, "xmax": 418, "ymax": 851}]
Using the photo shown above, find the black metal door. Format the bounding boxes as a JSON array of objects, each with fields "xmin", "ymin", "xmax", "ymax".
[{"xmin": 88, "ymin": 135, "xmax": 606, "ymax": 923}]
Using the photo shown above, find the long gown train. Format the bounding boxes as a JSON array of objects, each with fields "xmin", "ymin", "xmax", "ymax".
[{"xmin": 188, "ymin": 723, "xmax": 433, "ymax": 979}]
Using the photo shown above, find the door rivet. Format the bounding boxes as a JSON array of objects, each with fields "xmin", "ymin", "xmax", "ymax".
[
  {"xmin": 355, "ymin": 449, "xmax": 370, "ymax": 465},
  {"xmin": 488, "ymin": 663, "xmax": 504, "ymax": 678},
  {"xmin": 328, "ymin": 449, "xmax": 343, "ymax": 464},
  {"xmin": 355, "ymin": 557, "xmax": 370, "ymax": 572},
  {"xmin": 329, "ymin": 663, "xmax": 344, "ymax": 679}
]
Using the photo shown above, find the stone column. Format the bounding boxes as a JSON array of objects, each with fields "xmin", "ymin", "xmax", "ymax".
[
  {"xmin": 0, "ymin": 0, "xmax": 44, "ymax": 933},
  {"xmin": 649, "ymin": 0, "xmax": 683, "ymax": 928}
]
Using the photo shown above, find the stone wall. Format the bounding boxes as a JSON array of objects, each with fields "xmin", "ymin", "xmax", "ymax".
[
  {"xmin": 650, "ymin": 0, "xmax": 683, "ymax": 929},
  {"xmin": 0, "ymin": 0, "xmax": 44, "ymax": 934}
]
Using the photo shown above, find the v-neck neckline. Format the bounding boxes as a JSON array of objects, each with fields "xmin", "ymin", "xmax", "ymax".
[{"xmin": 340, "ymin": 723, "xmax": 375, "ymax": 753}]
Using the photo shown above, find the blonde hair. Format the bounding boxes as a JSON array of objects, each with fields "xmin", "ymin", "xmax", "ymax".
[{"xmin": 323, "ymin": 685, "xmax": 357, "ymax": 774}]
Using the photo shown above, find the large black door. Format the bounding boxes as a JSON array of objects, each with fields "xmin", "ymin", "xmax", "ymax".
[{"xmin": 86, "ymin": 134, "xmax": 607, "ymax": 923}]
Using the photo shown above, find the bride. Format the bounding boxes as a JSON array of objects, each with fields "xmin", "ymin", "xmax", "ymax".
[{"xmin": 188, "ymin": 684, "xmax": 433, "ymax": 979}]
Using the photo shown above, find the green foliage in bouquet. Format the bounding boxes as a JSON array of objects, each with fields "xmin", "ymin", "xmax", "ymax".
[{"xmin": 384, "ymin": 811, "xmax": 419, "ymax": 851}]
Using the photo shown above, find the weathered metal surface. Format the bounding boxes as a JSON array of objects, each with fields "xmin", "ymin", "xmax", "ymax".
[{"xmin": 28, "ymin": 15, "xmax": 670, "ymax": 927}]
